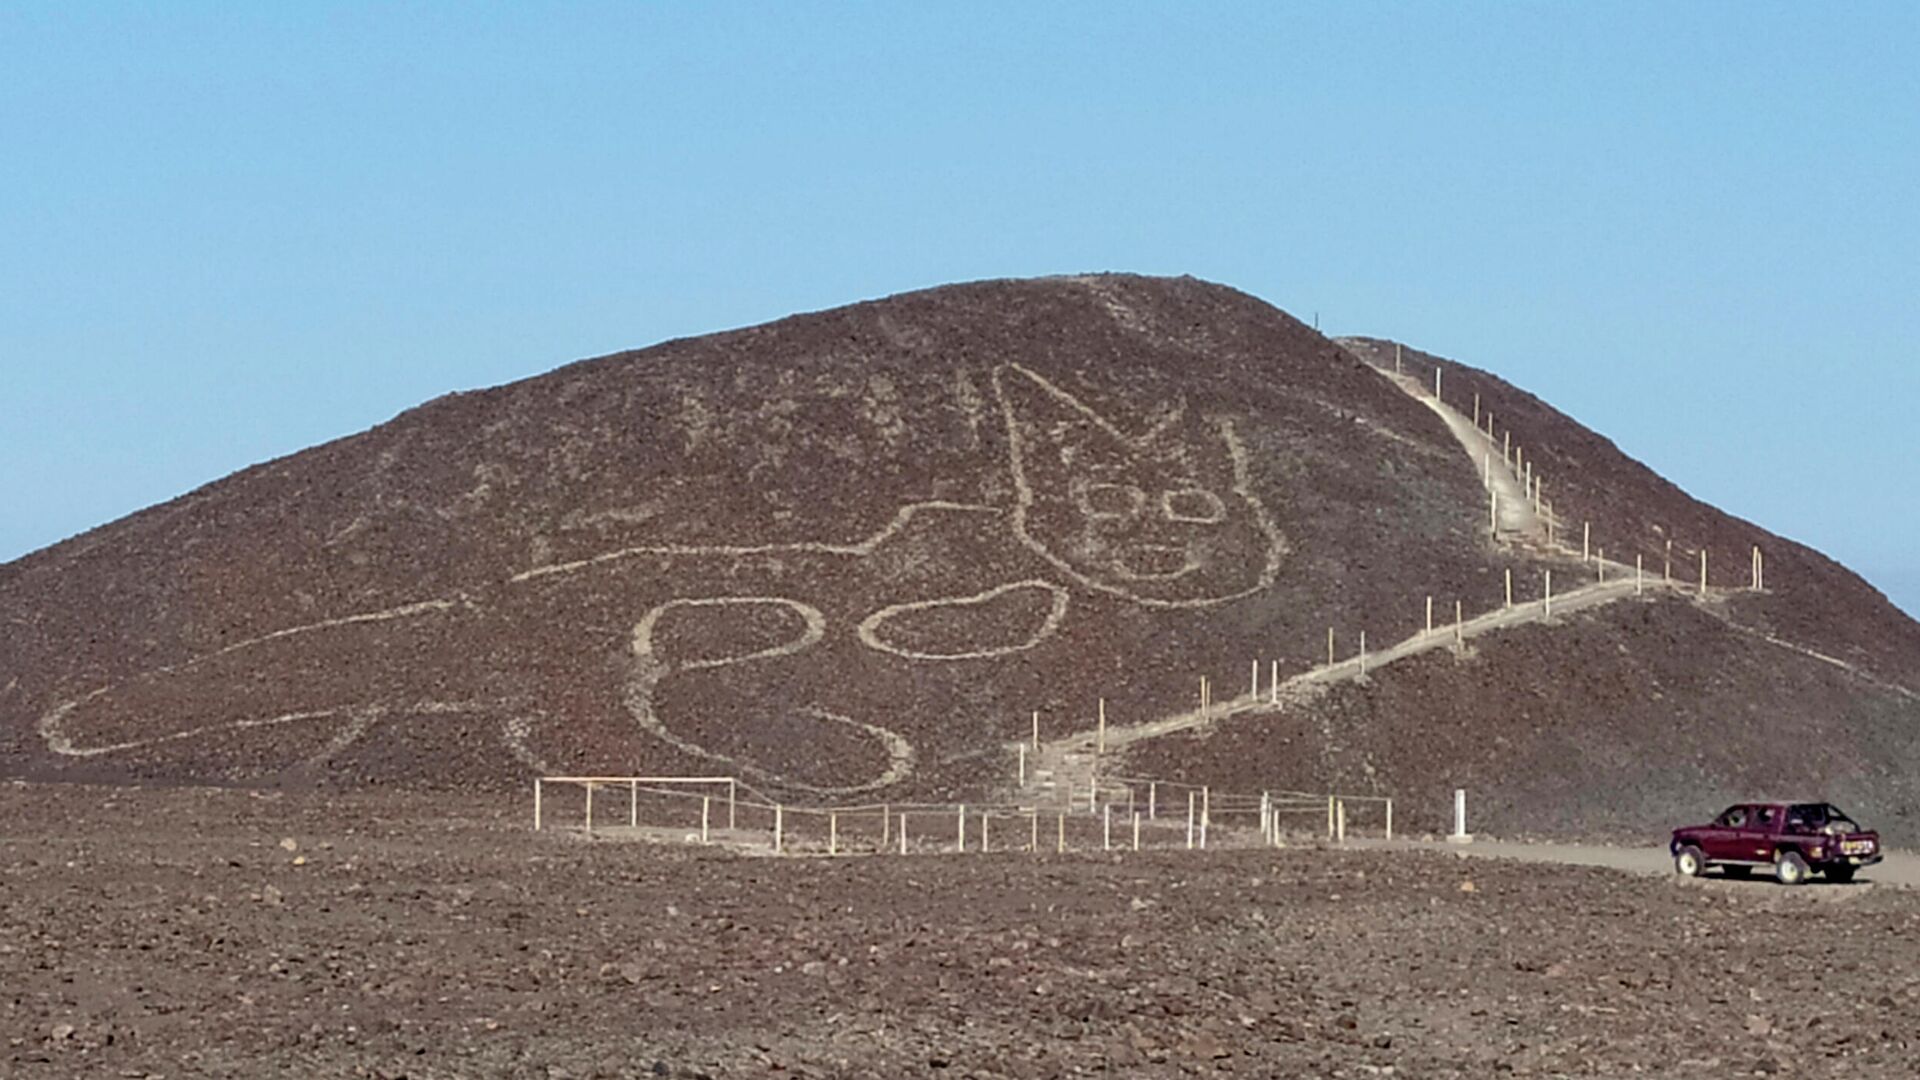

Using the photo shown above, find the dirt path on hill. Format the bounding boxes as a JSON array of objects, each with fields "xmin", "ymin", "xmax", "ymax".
[{"xmin": 1024, "ymin": 360, "xmax": 1669, "ymax": 805}]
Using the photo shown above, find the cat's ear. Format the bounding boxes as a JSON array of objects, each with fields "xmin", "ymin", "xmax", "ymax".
[{"xmin": 994, "ymin": 363, "xmax": 1166, "ymax": 478}]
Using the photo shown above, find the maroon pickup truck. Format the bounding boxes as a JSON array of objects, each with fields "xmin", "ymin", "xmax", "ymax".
[{"xmin": 1671, "ymin": 802, "xmax": 1881, "ymax": 884}]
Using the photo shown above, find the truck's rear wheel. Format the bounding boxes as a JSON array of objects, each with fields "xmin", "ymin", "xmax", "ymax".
[
  {"xmin": 1674, "ymin": 845, "xmax": 1705, "ymax": 877},
  {"xmin": 1774, "ymin": 850, "xmax": 1810, "ymax": 886}
]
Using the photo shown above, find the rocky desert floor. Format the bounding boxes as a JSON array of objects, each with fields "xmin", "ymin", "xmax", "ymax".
[{"xmin": 5, "ymin": 781, "xmax": 1919, "ymax": 1079}]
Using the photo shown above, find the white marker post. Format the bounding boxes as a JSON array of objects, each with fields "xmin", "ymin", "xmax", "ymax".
[
  {"xmin": 1186, "ymin": 792, "xmax": 1196, "ymax": 850},
  {"xmin": 1544, "ymin": 570, "xmax": 1552, "ymax": 618},
  {"xmin": 1426, "ymin": 595, "xmax": 1434, "ymax": 635},
  {"xmin": 1700, "ymin": 549, "xmax": 1708, "ymax": 596},
  {"xmin": 1450, "ymin": 789, "xmax": 1472, "ymax": 843},
  {"xmin": 1018, "ymin": 743, "xmax": 1026, "ymax": 787},
  {"xmin": 1505, "ymin": 568, "xmax": 1513, "ymax": 608},
  {"xmin": 1636, "ymin": 554, "xmax": 1644, "ymax": 595},
  {"xmin": 533, "ymin": 779, "xmax": 543, "ymax": 831},
  {"xmin": 1269, "ymin": 660, "xmax": 1279, "ymax": 705},
  {"xmin": 1097, "ymin": 698, "xmax": 1106, "ymax": 755},
  {"xmin": 1454, "ymin": 600, "xmax": 1464, "ymax": 646},
  {"xmin": 701, "ymin": 797, "xmax": 711, "ymax": 844},
  {"xmin": 957, "ymin": 804, "xmax": 966, "ymax": 853}
]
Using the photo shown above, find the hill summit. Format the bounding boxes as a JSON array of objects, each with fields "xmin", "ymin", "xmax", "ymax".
[{"xmin": 4, "ymin": 274, "xmax": 1917, "ymax": 837}]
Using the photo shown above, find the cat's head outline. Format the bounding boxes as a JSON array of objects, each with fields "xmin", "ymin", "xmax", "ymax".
[{"xmin": 992, "ymin": 363, "xmax": 1286, "ymax": 608}]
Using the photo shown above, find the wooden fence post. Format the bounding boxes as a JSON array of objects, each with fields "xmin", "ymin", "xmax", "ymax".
[{"xmin": 1200, "ymin": 786, "xmax": 1210, "ymax": 850}]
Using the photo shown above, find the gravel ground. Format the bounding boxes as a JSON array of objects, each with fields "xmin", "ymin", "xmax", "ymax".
[{"xmin": 5, "ymin": 782, "xmax": 1920, "ymax": 1078}]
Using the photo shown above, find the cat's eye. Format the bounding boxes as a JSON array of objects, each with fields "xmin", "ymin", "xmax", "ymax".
[
  {"xmin": 1161, "ymin": 488, "xmax": 1226, "ymax": 523},
  {"xmin": 1075, "ymin": 482, "xmax": 1146, "ymax": 519}
]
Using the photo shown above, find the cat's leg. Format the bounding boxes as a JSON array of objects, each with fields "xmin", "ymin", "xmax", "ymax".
[{"xmin": 625, "ymin": 595, "xmax": 918, "ymax": 797}]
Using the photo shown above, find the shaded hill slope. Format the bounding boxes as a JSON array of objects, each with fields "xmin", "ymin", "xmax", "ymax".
[{"xmin": 2, "ymin": 275, "xmax": 1914, "ymax": 839}]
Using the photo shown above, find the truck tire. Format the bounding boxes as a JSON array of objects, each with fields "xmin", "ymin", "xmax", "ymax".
[
  {"xmin": 1774, "ymin": 850, "xmax": 1810, "ymax": 886},
  {"xmin": 1674, "ymin": 845, "xmax": 1705, "ymax": 877}
]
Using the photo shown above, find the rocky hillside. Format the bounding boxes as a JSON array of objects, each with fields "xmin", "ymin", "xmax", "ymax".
[{"xmin": 3, "ymin": 275, "xmax": 1915, "ymax": 838}]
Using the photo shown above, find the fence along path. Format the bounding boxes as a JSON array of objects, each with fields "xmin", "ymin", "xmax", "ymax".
[{"xmin": 1025, "ymin": 354, "xmax": 1697, "ymax": 810}]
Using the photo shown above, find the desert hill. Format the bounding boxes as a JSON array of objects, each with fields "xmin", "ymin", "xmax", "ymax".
[{"xmin": 3, "ymin": 275, "xmax": 1916, "ymax": 838}]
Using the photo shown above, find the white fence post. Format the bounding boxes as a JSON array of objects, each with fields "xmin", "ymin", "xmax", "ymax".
[{"xmin": 1451, "ymin": 789, "xmax": 1472, "ymax": 843}]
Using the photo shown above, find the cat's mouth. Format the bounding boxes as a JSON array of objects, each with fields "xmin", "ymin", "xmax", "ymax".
[{"xmin": 1110, "ymin": 543, "xmax": 1200, "ymax": 581}]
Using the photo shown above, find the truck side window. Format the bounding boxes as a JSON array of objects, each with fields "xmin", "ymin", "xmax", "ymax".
[
  {"xmin": 1721, "ymin": 807, "xmax": 1748, "ymax": 828},
  {"xmin": 1756, "ymin": 807, "xmax": 1778, "ymax": 828}
]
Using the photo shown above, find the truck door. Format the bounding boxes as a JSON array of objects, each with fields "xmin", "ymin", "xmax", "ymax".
[
  {"xmin": 1744, "ymin": 804, "xmax": 1783, "ymax": 862},
  {"xmin": 1701, "ymin": 805, "xmax": 1748, "ymax": 860}
]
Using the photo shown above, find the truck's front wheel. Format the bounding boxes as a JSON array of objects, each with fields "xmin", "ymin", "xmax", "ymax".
[
  {"xmin": 1774, "ymin": 850, "xmax": 1810, "ymax": 886},
  {"xmin": 1674, "ymin": 845, "xmax": 1705, "ymax": 877}
]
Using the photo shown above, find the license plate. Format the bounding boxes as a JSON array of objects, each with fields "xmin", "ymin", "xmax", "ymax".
[{"xmin": 1843, "ymin": 840, "xmax": 1874, "ymax": 855}]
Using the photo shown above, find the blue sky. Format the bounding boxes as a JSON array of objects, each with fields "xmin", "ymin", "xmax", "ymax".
[{"xmin": 2, "ymin": 3, "xmax": 1915, "ymax": 615}]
